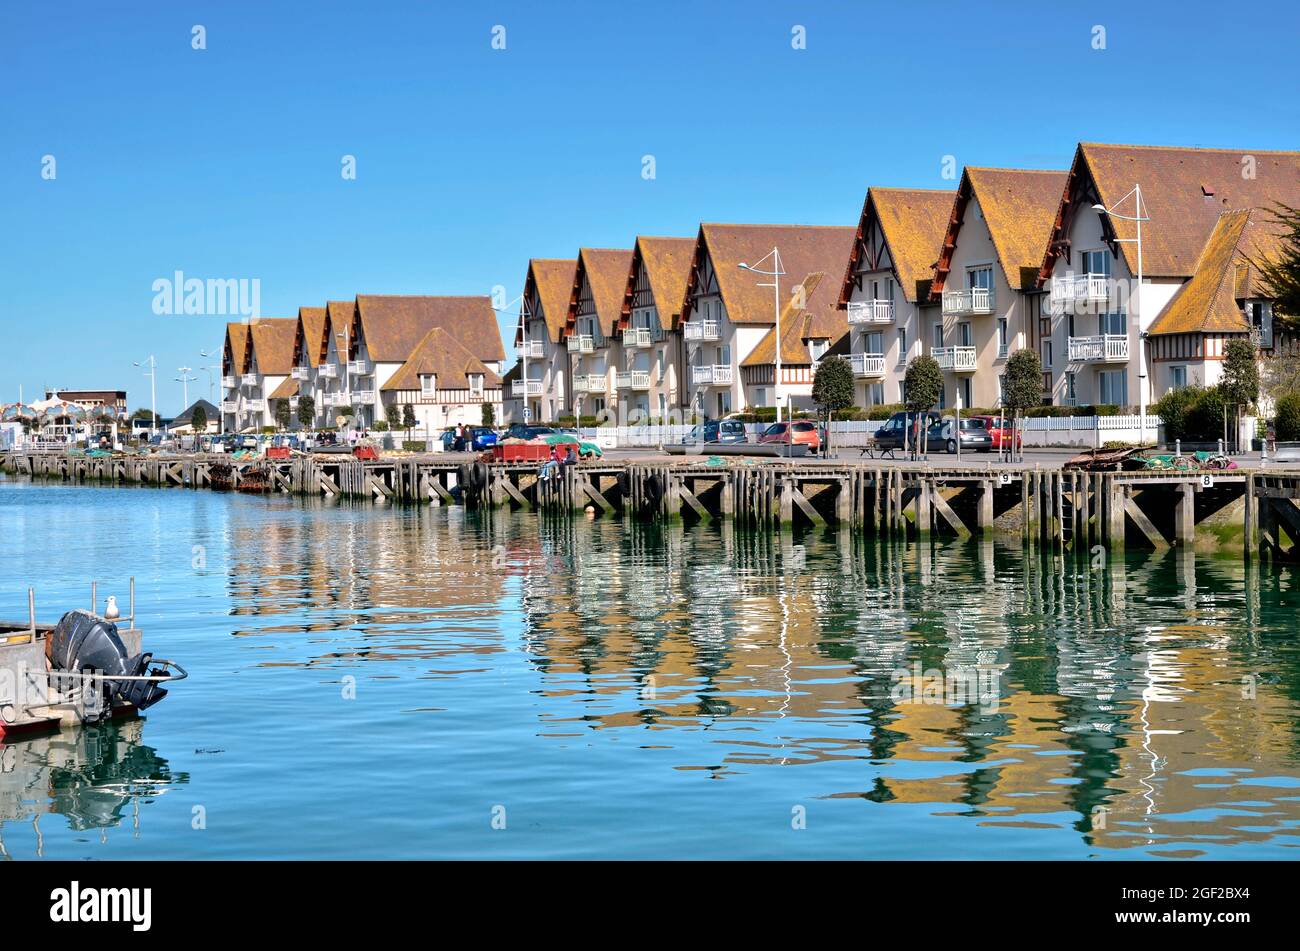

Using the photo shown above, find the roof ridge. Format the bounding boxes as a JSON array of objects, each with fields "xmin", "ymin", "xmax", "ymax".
[
  {"xmin": 966, "ymin": 166, "xmax": 1066, "ymax": 174},
  {"xmin": 1082, "ymin": 141, "xmax": 1300, "ymax": 156}
]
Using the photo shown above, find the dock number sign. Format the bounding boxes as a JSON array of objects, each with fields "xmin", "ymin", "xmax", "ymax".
[
  {"xmin": 998, "ymin": 472, "xmax": 1013, "ymax": 486},
  {"xmin": 1200, "ymin": 474, "xmax": 1215, "ymax": 488}
]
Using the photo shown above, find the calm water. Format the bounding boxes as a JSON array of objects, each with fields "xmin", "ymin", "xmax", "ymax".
[{"xmin": 2, "ymin": 475, "xmax": 1299, "ymax": 860}]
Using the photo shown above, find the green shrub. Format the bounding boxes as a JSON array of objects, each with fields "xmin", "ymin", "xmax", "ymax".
[
  {"xmin": 402, "ymin": 440, "xmax": 427, "ymax": 452},
  {"xmin": 1275, "ymin": 393, "xmax": 1300, "ymax": 441},
  {"xmin": 372, "ymin": 421, "xmax": 389, "ymax": 432},
  {"xmin": 865, "ymin": 403, "xmax": 904, "ymax": 421}
]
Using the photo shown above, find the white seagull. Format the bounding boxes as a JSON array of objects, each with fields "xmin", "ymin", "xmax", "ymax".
[{"xmin": 104, "ymin": 595, "xmax": 120, "ymax": 620}]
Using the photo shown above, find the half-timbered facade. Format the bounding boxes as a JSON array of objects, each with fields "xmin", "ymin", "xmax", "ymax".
[
  {"xmin": 680, "ymin": 223, "xmax": 856, "ymax": 419},
  {"xmin": 839, "ymin": 187, "xmax": 954, "ymax": 407},
  {"xmin": 929, "ymin": 167, "xmax": 1067, "ymax": 409},
  {"xmin": 379, "ymin": 326, "xmax": 503, "ymax": 434},
  {"xmin": 564, "ymin": 248, "xmax": 633, "ymax": 421},
  {"xmin": 615, "ymin": 236, "xmax": 695, "ymax": 421}
]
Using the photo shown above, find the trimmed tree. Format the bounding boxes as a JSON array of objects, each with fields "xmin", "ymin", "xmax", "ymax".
[
  {"xmin": 482, "ymin": 401, "xmax": 495, "ymax": 427},
  {"xmin": 190, "ymin": 404, "xmax": 208, "ymax": 436},
  {"xmin": 385, "ymin": 402, "xmax": 402, "ymax": 432},
  {"xmin": 1255, "ymin": 203, "xmax": 1300, "ymax": 326},
  {"xmin": 1001, "ymin": 348, "xmax": 1042, "ymax": 460},
  {"xmin": 402, "ymin": 404, "xmax": 417, "ymax": 441},
  {"xmin": 812, "ymin": 355, "xmax": 855, "ymax": 456},
  {"xmin": 1220, "ymin": 337, "xmax": 1260, "ymax": 450},
  {"xmin": 903, "ymin": 355, "xmax": 943, "ymax": 458},
  {"xmin": 1275, "ymin": 392, "xmax": 1300, "ymax": 442},
  {"xmin": 274, "ymin": 399, "xmax": 292, "ymax": 431},
  {"xmin": 296, "ymin": 394, "xmax": 315, "ymax": 430}
]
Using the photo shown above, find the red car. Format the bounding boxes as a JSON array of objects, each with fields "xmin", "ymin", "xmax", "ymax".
[
  {"xmin": 968, "ymin": 415, "xmax": 1021, "ymax": 451},
  {"xmin": 758, "ymin": 420, "xmax": 822, "ymax": 453}
]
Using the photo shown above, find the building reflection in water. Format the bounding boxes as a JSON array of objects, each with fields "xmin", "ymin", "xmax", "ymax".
[{"xmin": 216, "ymin": 498, "xmax": 1300, "ymax": 857}]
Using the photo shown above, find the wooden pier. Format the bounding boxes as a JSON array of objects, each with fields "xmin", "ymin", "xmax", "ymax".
[{"xmin": 4, "ymin": 449, "xmax": 1300, "ymax": 556}]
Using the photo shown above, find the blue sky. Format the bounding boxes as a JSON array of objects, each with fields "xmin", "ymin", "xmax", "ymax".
[{"xmin": 3, "ymin": 0, "xmax": 1296, "ymax": 414}]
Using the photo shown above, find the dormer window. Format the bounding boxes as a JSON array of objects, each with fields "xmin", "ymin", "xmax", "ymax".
[
  {"xmin": 469, "ymin": 374, "xmax": 484, "ymax": 398},
  {"xmin": 809, "ymin": 339, "xmax": 829, "ymax": 362},
  {"xmin": 420, "ymin": 374, "xmax": 436, "ymax": 396}
]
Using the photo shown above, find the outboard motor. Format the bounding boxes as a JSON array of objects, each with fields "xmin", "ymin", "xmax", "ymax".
[{"xmin": 48, "ymin": 610, "xmax": 168, "ymax": 712}]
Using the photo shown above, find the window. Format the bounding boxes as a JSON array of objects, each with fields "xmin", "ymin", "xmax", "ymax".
[
  {"xmin": 959, "ymin": 322, "xmax": 973, "ymax": 347},
  {"xmin": 1099, "ymin": 312, "xmax": 1126, "ymax": 337},
  {"xmin": 962, "ymin": 378, "xmax": 972, "ymax": 408},
  {"xmin": 755, "ymin": 387, "xmax": 767, "ymax": 408},
  {"xmin": 932, "ymin": 325, "xmax": 944, "ymax": 349},
  {"xmin": 869, "ymin": 382, "xmax": 884, "ymax": 405},
  {"xmin": 1043, "ymin": 340, "xmax": 1053, "ymax": 369},
  {"xmin": 1170, "ymin": 365, "xmax": 1188, "ymax": 390},
  {"xmin": 1066, "ymin": 371, "xmax": 1077, "ymax": 404},
  {"xmin": 997, "ymin": 318, "xmax": 1009, "ymax": 358},
  {"xmin": 469, "ymin": 374, "xmax": 484, "ymax": 398},
  {"xmin": 968, "ymin": 266, "xmax": 993, "ymax": 290},
  {"xmin": 897, "ymin": 328, "xmax": 907, "ymax": 363},
  {"xmin": 719, "ymin": 344, "xmax": 731, "ymax": 366},
  {"xmin": 1081, "ymin": 249, "xmax": 1111, "ymax": 276},
  {"xmin": 1099, "ymin": 370, "xmax": 1127, "ymax": 407},
  {"xmin": 809, "ymin": 339, "xmax": 829, "ymax": 362},
  {"xmin": 866, "ymin": 331, "xmax": 883, "ymax": 354},
  {"xmin": 420, "ymin": 374, "xmax": 436, "ymax": 397},
  {"xmin": 718, "ymin": 391, "xmax": 732, "ymax": 416}
]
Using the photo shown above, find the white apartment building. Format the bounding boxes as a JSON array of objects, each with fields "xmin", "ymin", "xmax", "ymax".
[
  {"xmin": 614, "ymin": 236, "xmax": 694, "ymax": 422},
  {"xmin": 234, "ymin": 317, "xmax": 296, "ymax": 431},
  {"xmin": 506, "ymin": 259, "xmax": 575, "ymax": 425},
  {"xmin": 220, "ymin": 322, "xmax": 249, "ymax": 433},
  {"xmin": 840, "ymin": 187, "xmax": 954, "ymax": 407},
  {"xmin": 565, "ymin": 248, "xmax": 633, "ymax": 421}
]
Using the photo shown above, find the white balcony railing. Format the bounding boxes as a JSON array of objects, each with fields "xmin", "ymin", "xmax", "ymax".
[
  {"xmin": 622, "ymin": 327, "xmax": 657, "ymax": 348},
  {"xmin": 519, "ymin": 340, "xmax": 544, "ymax": 359},
  {"xmin": 567, "ymin": 334, "xmax": 595, "ymax": 353},
  {"xmin": 1068, "ymin": 334, "xmax": 1129, "ymax": 363},
  {"xmin": 941, "ymin": 287, "xmax": 995, "ymax": 316},
  {"xmin": 1051, "ymin": 273, "xmax": 1111, "ymax": 307},
  {"xmin": 691, "ymin": 364, "xmax": 734, "ymax": 386},
  {"xmin": 851, "ymin": 353, "xmax": 887, "ymax": 378},
  {"xmin": 348, "ymin": 359, "xmax": 371, "ymax": 376},
  {"xmin": 221, "ymin": 375, "xmax": 237, "ymax": 389},
  {"xmin": 616, "ymin": 370, "xmax": 652, "ymax": 390},
  {"xmin": 242, "ymin": 398, "xmax": 267, "ymax": 413},
  {"xmin": 684, "ymin": 320, "xmax": 721, "ymax": 342},
  {"xmin": 323, "ymin": 392, "xmax": 349, "ymax": 407},
  {"xmin": 350, "ymin": 389, "xmax": 377, "ymax": 404},
  {"xmin": 241, "ymin": 373, "xmax": 260, "ymax": 386},
  {"xmin": 511, "ymin": 379, "xmax": 544, "ymax": 397},
  {"xmin": 221, "ymin": 401, "xmax": 239, "ymax": 414},
  {"xmin": 317, "ymin": 364, "xmax": 338, "ymax": 379},
  {"xmin": 847, "ymin": 300, "xmax": 896, "ymax": 324},
  {"xmin": 291, "ymin": 366, "xmax": 312, "ymax": 380},
  {"xmin": 932, "ymin": 346, "xmax": 978, "ymax": 372}
]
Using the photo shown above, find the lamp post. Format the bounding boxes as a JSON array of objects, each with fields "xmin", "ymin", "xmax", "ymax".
[
  {"xmin": 199, "ymin": 347, "xmax": 227, "ymax": 435},
  {"xmin": 133, "ymin": 355, "xmax": 157, "ymax": 437},
  {"xmin": 175, "ymin": 367, "xmax": 197, "ymax": 412},
  {"xmin": 1092, "ymin": 185, "xmax": 1150, "ymax": 444},
  {"xmin": 739, "ymin": 249, "xmax": 786, "ymax": 423},
  {"xmin": 495, "ymin": 294, "xmax": 533, "ymax": 424}
]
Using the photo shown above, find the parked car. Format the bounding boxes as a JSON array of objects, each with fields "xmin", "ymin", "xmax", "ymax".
[
  {"xmin": 873, "ymin": 411, "xmax": 941, "ymax": 452},
  {"xmin": 926, "ymin": 416, "xmax": 993, "ymax": 453},
  {"xmin": 758, "ymin": 420, "xmax": 821, "ymax": 453},
  {"xmin": 681, "ymin": 420, "xmax": 748, "ymax": 445},
  {"xmin": 506, "ymin": 423, "xmax": 555, "ymax": 441},
  {"xmin": 469, "ymin": 427, "xmax": 499, "ymax": 451},
  {"xmin": 967, "ymin": 415, "xmax": 1021, "ymax": 451}
]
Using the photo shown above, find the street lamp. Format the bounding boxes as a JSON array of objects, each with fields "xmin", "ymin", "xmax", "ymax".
[
  {"xmin": 133, "ymin": 355, "xmax": 157, "ymax": 436},
  {"xmin": 495, "ymin": 294, "xmax": 534, "ymax": 424},
  {"xmin": 199, "ymin": 348, "xmax": 227, "ymax": 435},
  {"xmin": 174, "ymin": 367, "xmax": 197, "ymax": 412},
  {"xmin": 739, "ymin": 249, "xmax": 786, "ymax": 423},
  {"xmin": 1093, "ymin": 185, "xmax": 1150, "ymax": 444}
]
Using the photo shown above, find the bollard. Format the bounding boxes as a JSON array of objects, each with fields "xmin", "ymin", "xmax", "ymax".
[{"xmin": 1175, "ymin": 439, "xmax": 1181, "ymax": 458}]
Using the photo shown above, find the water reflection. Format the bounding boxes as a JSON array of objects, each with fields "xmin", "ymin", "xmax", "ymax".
[{"xmin": 0, "ymin": 721, "xmax": 186, "ymax": 857}]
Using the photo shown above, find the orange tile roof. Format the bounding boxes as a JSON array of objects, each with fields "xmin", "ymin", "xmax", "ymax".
[
  {"xmin": 740, "ymin": 272, "xmax": 846, "ymax": 366},
  {"xmin": 354, "ymin": 295, "xmax": 505, "ymax": 365},
  {"xmin": 223, "ymin": 323, "xmax": 249, "ymax": 376},
  {"xmin": 683, "ymin": 223, "xmax": 857, "ymax": 326},
  {"xmin": 840, "ymin": 188, "xmax": 954, "ymax": 304},
  {"xmin": 322, "ymin": 300, "xmax": 355, "ymax": 363},
  {"xmin": 268, "ymin": 377, "xmax": 299, "ymax": 400},
  {"xmin": 243, "ymin": 318, "xmax": 297, "ymax": 375},
  {"xmin": 565, "ymin": 248, "xmax": 634, "ymax": 338},
  {"xmin": 381, "ymin": 326, "xmax": 502, "ymax": 391},
  {"xmin": 295, "ymin": 306, "xmax": 327, "ymax": 368},
  {"xmin": 618, "ymin": 236, "xmax": 696, "ymax": 331},
  {"xmin": 1148, "ymin": 208, "xmax": 1281, "ymax": 336},
  {"xmin": 520, "ymin": 259, "xmax": 576, "ymax": 344},
  {"xmin": 1040, "ymin": 143, "xmax": 1300, "ymax": 281}
]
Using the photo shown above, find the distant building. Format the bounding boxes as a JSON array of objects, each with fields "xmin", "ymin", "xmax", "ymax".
[
  {"xmin": 44, "ymin": 389, "xmax": 127, "ymax": 413},
  {"xmin": 168, "ymin": 398, "xmax": 220, "ymax": 434}
]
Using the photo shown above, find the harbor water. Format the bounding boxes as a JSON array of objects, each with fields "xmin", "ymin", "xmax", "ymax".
[{"xmin": 2, "ymin": 475, "xmax": 1299, "ymax": 859}]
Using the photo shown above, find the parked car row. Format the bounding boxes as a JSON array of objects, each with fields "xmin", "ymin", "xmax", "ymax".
[{"xmin": 871, "ymin": 411, "xmax": 1020, "ymax": 454}]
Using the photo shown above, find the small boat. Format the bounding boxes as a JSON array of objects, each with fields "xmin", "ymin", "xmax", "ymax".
[{"xmin": 0, "ymin": 580, "xmax": 186, "ymax": 740}]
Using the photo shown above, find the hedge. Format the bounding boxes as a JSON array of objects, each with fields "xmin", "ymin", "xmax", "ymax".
[{"xmin": 1275, "ymin": 393, "xmax": 1300, "ymax": 441}]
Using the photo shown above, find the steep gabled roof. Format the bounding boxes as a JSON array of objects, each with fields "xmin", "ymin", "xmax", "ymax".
[
  {"xmin": 381, "ymin": 326, "xmax": 502, "ymax": 391},
  {"xmin": 682, "ymin": 223, "xmax": 857, "ymax": 325},
  {"xmin": 618, "ymin": 236, "xmax": 696, "ymax": 331},
  {"xmin": 243, "ymin": 318, "xmax": 297, "ymax": 375},
  {"xmin": 740, "ymin": 272, "xmax": 848, "ymax": 367},
  {"xmin": 839, "ymin": 188, "xmax": 954, "ymax": 304},
  {"xmin": 321, "ymin": 300, "xmax": 356, "ymax": 363},
  {"xmin": 565, "ymin": 248, "xmax": 634, "ymax": 338},
  {"xmin": 268, "ymin": 377, "xmax": 299, "ymax": 400},
  {"xmin": 1039, "ymin": 143, "xmax": 1300, "ymax": 282},
  {"xmin": 1148, "ymin": 208, "xmax": 1282, "ymax": 336},
  {"xmin": 932, "ymin": 168, "xmax": 1068, "ymax": 296},
  {"xmin": 354, "ymin": 295, "xmax": 505, "ymax": 365},
  {"xmin": 224, "ymin": 323, "xmax": 249, "ymax": 375},
  {"xmin": 295, "ymin": 306, "xmax": 327, "ymax": 367},
  {"xmin": 520, "ymin": 259, "xmax": 576, "ymax": 344}
]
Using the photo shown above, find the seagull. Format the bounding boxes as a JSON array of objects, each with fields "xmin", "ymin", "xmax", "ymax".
[{"xmin": 104, "ymin": 595, "xmax": 120, "ymax": 620}]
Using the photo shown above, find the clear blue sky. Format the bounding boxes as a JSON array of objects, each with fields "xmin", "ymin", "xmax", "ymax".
[{"xmin": 3, "ymin": 0, "xmax": 1296, "ymax": 414}]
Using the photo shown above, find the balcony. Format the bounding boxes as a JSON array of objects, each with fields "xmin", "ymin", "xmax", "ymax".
[
  {"xmin": 616, "ymin": 370, "xmax": 652, "ymax": 390},
  {"xmin": 622, "ymin": 327, "xmax": 658, "ymax": 348},
  {"xmin": 932, "ymin": 346, "xmax": 978, "ymax": 372},
  {"xmin": 221, "ymin": 400, "xmax": 239, "ymax": 414},
  {"xmin": 242, "ymin": 398, "xmax": 267, "ymax": 413},
  {"xmin": 350, "ymin": 389, "xmax": 377, "ymax": 405},
  {"xmin": 684, "ymin": 320, "xmax": 721, "ymax": 342},
  {"xmin": 511, "ymin": 379, "xmax": 543, "ymax": 397},
  {"xmin": 941, "ymin": 287, "xmax": 995, "ymax": 317},
  {"xmin": 1051, "ymin": 273, "xmax": 1111, "ymax": 309},
  {"xmin": 847, "ymin": 300, "xmax": 895, "ymax": 324},
  {"xmin": 221, "ymin": 375, "xmax": 237, "ymax": 389},
  {"xmin": 348, "ymin": 359, "xmax": 371, "ymax": 376},
  {"xmin": 317, "ymin": 364, "xmax": 338, "ymax": 379},
  {"xmin": 323, "ymin": 392, "xmax": 350, "ymax": 407},
  {"xmin": 241, "ymin": 373, "xmax": 260, "ymax": 386},
  {"xmin": 518, "ymin": 340, "xmax": 544, "ymax": 359},
  {"xmin": 567, "ymin": 334, "xmax": 595, "ymax": 354},
  {"xmin": 851, "ymin": 353, "xmax": 887, "ymax": 378},
  {"xmin": 691, "ymin": 364, "xmax": 734, "ymax": 386},
  {"xmin": 1068, "ymin": 334, "xmax": 1129, "ymax": 363}
]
